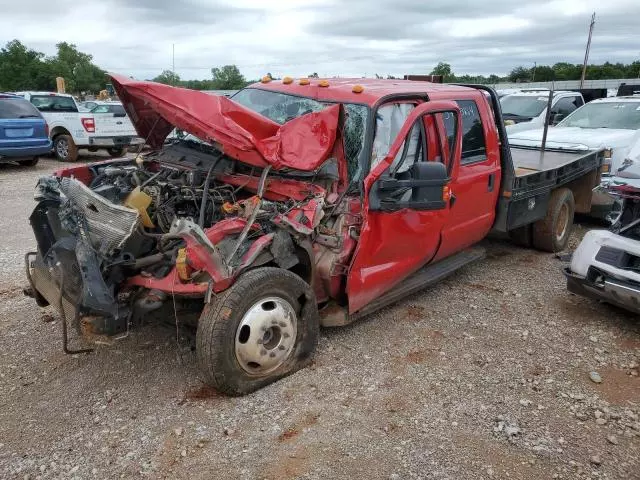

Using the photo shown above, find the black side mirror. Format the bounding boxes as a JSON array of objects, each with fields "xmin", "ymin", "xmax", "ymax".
[
  {"xmin": 372, "ymin": 162, "xmax": 449, "ymax": 211},
  {"xmin": 551, "ymin": 113, "xmax": 565, "ymax": 125}
]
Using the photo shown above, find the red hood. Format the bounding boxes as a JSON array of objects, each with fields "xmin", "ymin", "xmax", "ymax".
[{"xmin": 109, "ymin": 74, "xmax": 341, "ymax": 171}]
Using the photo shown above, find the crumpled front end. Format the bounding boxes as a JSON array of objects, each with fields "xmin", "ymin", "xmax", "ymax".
[{"xmin": 25, "ymin": 154, "xmax": 338, "ymax": 338}]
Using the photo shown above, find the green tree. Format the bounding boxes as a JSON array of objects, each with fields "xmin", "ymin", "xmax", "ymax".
[
  {"xmin": 508, "ymin": 66, "xmax": 530, "ymax": 83},
  {"xmin": 430, "ymin": 62, "xmax": 454, "ymax": 81},
  {"xmin": 153, "ymin": 70, "xmax": 181, "ymax": 85},
  {"xmin": 308, "ymin": 72, "xmax": 319, "ymax": 78},
  {"xmin": 46, "ymin": 42, "xmax": 105, "ymax": 92},
  {"xmin": 211, "ymin": 65, "xmax": 247, "ymax": 89},
  {"xmin": 0, "ymin": 40, "xmax": 55, "ymax": 91}
]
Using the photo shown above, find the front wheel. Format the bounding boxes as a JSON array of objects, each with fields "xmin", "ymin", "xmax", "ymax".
[
  {"xmin": 196, "ymin": 267, "xmax": 319, "ymax": 396},
  {"xmin": 107, "ymin": 146, "xmax": 127, "ymax": 157}
]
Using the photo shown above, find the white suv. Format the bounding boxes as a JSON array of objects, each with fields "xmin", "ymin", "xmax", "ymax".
[{"xmin": 14, "ymin": 92, "xmax": 143, "ymax": 161}]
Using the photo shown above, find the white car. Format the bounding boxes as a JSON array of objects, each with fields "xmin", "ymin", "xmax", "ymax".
[
  {"xmin": 509, "ymin": 97, "xmax": 640, "ymax": 174},
  {"xmin": 565, "ymin": 171, "xmax": 640, "ymax": 314},
  {"xmin": 502, "ymin": 90, "xmax": 585, "ymax": 134},
  {"xmin": 13, "ymin": 92, "xmax": 143, "ymax": 161}
]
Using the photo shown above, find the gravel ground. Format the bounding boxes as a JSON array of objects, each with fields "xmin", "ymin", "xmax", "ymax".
[{"xmin": 0, "ymin": 157, "xmax": 639, "ymax": 480}]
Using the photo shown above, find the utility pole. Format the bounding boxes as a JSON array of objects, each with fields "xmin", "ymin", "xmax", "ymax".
[
  {"xmin": 532, "ymin": 62, "xmax": 537, "ymax": 82},
  {"xmin": 580, "ymin": 12, "xmax": 596, "ymax": 89},
  {"xmin": 172, "ymin": 43, "xmax": 175, "ymax": 85}
]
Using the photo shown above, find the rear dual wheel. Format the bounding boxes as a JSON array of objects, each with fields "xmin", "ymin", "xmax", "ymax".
[
  {"xmin": 196, "ymin": 267, "xmax": 319, "ymax": 396},
  {"xmin": 509, "ymin": 188, "xmax": 575, "ymax": 252}
]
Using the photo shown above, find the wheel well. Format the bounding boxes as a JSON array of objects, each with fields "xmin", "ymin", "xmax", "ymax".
[
  {"xmin": 50, "ymin": 127, "xmax": 70, "ymax": 140},
  {"xmin": 288, "ymin": 247, "xmax": 312, "ymax": 284}
]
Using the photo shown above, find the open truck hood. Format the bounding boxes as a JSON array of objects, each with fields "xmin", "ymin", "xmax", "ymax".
[{"xmin": 110, "ymin": 74, "xmax": 340, "ymax": 171}]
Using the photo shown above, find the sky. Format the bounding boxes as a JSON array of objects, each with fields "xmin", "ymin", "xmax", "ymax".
[{"xmin": 2, "ymin": 0, "xmax": 639, "ymax": 81}]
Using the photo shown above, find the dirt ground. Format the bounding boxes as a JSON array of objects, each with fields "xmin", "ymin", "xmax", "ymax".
[{"xmin": 0, "ymin": 157, "xmax": 638, "ymax": 480}]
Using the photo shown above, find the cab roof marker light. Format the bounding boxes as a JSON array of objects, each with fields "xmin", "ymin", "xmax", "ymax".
[
  {"xmin": 299, "ymin": 78, "xmax": 311, "ymax": 86},
  {"xmin": 282, "ymin": 76, "xmax": 293, "ymax": 84}
]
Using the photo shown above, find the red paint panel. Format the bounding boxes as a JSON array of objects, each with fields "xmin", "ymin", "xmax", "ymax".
[{"xmin": 347, "ymin": 101, "xmax": 462, "ymax": 314}]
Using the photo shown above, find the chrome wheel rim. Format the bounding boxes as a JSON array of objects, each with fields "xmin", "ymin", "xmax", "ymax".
[
  {"xmin": 235, "ymin": 296, "xmax": 297, "ymax": 375},
  {"xmin": 56, "ymin": 139, "xmax": 69, "ymax": 159}
]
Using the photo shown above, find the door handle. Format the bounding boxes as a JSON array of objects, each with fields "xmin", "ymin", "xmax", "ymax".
[
  {"xmin": 449, "ymin": 192, "xmax": 456, "ymax": 207},
  {"xmin": 488, "ymin": 173, "xmax": 495, "ymax": 192}
]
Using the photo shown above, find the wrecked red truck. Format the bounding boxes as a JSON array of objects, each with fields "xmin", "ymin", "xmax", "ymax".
[{"xmin": 26, "ymin": 75, "xmax": 605, "ymax": 395}]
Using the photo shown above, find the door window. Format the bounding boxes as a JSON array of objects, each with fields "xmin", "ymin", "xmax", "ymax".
[
  {"xmin": 552, "ymin": 97, "xmax": 580, "ymax": 116},
  {"xmin": 30, "ymin": 95, "xmax": 78, "ymax": 113},
  {"xmin": 443, "ymin": 100, "xmax": 487, "ymax": 164},
  {"xmin": 371, "ymin": 103, "xmax": 416, "ymax": 170}
]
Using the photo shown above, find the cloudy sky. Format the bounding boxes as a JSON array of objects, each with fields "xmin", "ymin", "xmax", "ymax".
[{"xmin": 2, "ymin": 0, "xmax": 639, "ymax": 81}]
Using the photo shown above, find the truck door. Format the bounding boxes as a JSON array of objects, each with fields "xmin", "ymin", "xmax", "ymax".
[
  {"xmin": 346, "ymin": 101, "xmax": 463, "ymax": 314},
  {"xmin": 433, "ymin": 99, "xmax": 501, "ymax": 260}
]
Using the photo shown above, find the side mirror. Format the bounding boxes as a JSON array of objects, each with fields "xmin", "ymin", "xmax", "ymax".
[
  {"xmin": 551, "ymin": 113, "xmax": 565, "ymax": 125},
  {"xmin": 375, "ymin": 162, "xmax": 449, "ymax": 211}
]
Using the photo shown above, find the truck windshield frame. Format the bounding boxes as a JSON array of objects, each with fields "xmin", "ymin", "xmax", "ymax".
[
  {"xmin": 558, "ymin": 101, "xmax": 640, "ymax": 130},
  {"xmin": 231, "ymin": 88, "xmax": 370, "ymax": 182}
]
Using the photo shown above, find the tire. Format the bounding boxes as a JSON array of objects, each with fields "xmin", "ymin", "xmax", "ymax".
[
  {"xmin": 18, "ymin": 157, "xmax": 39, "ymax": 167},
  {"xmin": 508, "ymin": 224, "xmax": 532, "ymax": 248},
  {"xmin": 196, "ymin": 267, "xmax": 319, "ymax": 396},
  {"xmin": 532, "ymin": 188, "xmax": 575, "ymax": 252},
  {"xmin": 53, "ymin": 134, "xmax": 78, "ymax": 162},
  {"xmin": 107, "ymin": 146, "xmax": 127, "ymax": 157}
]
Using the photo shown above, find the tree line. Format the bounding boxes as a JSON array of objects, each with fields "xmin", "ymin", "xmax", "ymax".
[
  {"xmin": 427, "ymin": 61, "xmax": 640, "ymax": 84},
  {"xmin": 2, "ymin": 39, "xmax": 640, "ymax": 94}
]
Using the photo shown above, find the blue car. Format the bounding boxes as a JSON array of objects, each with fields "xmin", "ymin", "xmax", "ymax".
[{"xmin": 0, "ymin": 93, "xmax": 52, "ymax": 166}]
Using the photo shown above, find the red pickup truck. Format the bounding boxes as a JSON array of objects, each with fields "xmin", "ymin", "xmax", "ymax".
[{"xmin": 26, "ymin": 75, "xmax": 604, "ymax": 395}]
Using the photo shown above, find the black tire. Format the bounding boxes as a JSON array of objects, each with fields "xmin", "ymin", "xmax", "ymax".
[
  {"xmin": 532, "ymin": 188, "xmax": 575, "ymax": 252},
  {"xmin": 53, "ymin": 134, "xmax": 78, "ymax": 162},
  {"xmin": 508, "ymin": 224, "xmax": 532, "ymax": 248},
  {"xmin": 107, "ymin": 146, "xmax": 127, "ymax": 157},
  {"xmin": 18, "ymin": 157, "xmax": 39, "ymax": 167},
  {"xmin": 196, "ymin": 267, "xmax": 319, "ymax": 396}
]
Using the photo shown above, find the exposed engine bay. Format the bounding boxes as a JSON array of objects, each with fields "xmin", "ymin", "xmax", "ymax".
[{"xmin": 27, "ymin": 140, "xmax": 359, "ymax": 339}]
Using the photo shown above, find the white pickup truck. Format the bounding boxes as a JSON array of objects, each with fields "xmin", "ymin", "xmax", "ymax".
[
  {"xmin": 502, "ymin": 90, "xmax": 585, "ymax": 134},
  {"xmin": 14, "ymin": 91, "xmax": 143, "ymax": 161}
]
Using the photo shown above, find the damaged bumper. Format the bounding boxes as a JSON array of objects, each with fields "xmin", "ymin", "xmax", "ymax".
[
  {"xmin": 564, "ymin": 229, "xmax": 640, "ymax": 313},
  {"xmin": 564, "ymin": 267, "xmax": 640, "ymax": 313}
]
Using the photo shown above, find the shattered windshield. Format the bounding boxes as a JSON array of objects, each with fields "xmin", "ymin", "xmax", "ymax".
[
  {"xmin": 559, "ymin": 101, "xmax": 640, "ymax": 130},
  {"xmin": 232, "ymin": 88, "xmax": 369, "ymax": 181}
]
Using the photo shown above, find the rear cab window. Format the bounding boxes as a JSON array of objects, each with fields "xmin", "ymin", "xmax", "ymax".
[
  {"xmin": 443, "ymin": 100, "xmax": 487, "ymax": 164},
  {"xmin": 0, "ymin": 96, "xmax": 43, "ymax": 119},
  {"xmin": 30, "ymin": 95, "xmax": 78, "ymax": 113}
]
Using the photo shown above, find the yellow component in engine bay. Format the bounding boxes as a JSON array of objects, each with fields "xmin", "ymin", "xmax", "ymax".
[{"xmin": 124, "ymin": 187, "xmax": 155, "ymax": 228}]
